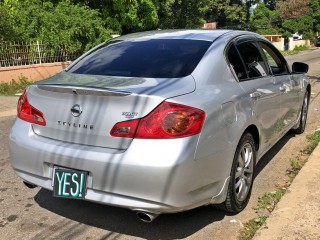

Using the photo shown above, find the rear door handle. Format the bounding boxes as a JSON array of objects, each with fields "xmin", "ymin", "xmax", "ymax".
[{"xmin": 250, "ymin": 91, "xmax": 262, "ymax": 99}]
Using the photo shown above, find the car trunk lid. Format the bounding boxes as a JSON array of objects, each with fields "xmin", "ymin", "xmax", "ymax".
[{"xmin": 28, "ymin": 72, "xmax": 195, "ymax": 149}]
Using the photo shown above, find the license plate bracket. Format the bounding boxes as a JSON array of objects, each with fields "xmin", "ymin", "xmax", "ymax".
[{"xmin": 53, "ymin": 168, "xmax": 88, "ymax": 199}]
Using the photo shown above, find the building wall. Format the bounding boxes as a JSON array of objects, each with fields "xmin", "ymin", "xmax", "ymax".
[
  {"xmin": 288, "ymin": 38, "xmax": 311, "ymax": 50},
  {"xmin": 272, "ymin": 38, "xmax": 285, "ymax": 51},
  {"xmin": 0, "ymin": 62, "xmax": 71, "ymax": 83},
  {"xmin": 264, "ymin": 35, "xmax": 311, "ymax": 51}
]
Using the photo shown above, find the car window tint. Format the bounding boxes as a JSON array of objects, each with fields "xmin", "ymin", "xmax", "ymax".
[
  {"xmin": 226, "ymin": 44, "xmax": 248, "ymax": 80},
  {"xmin": 69, "ymin": 39, "xmax": 212, "ymax": 78},
  {"xmin": 258, "ymin": 41, "xmax": 289, "ymax": 75},
  {"xmin": 236, "ymin": 41, "xmax": 269, "ymax": 79}
]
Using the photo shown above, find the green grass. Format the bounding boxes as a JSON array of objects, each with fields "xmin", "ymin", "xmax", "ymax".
[
  {"xmin": 0, "ymin": 76, "xmax": 32, "ymax": 96},
  {"xmin": 239, "ymin": 216, "xmax": 268, "ymax": 240},
  {"xmin": 281, "ymin": 45, "xmax": 310, "ymax": 56},
  {"xmin": 303, "ymin": 130, "xmax": 320, "ymax": 154},
  {"xmin": 238, "ymin": 130, "xmax": 320, "ymax": 240},
  {"xmin": 239, "ymin": 189, "xmax": 286, "ymax": 240},
  {"xmin": 286, "ymin": 157, "xmax": 305, "ymax": 183},
  {"xmin": 256, "ymin": 189, "xmax": 286, "ymax": 211}
]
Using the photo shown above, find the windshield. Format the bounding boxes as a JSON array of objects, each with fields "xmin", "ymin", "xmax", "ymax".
[{"xmin": 68, "ymin": 39, "xmax": 211, "ymax": 78}]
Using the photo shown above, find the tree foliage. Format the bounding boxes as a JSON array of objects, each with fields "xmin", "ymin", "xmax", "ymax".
[
  {"xmin": 310, "ymin": 0, "xmax": 320, "ymax": 32},
  {"xmin": 204, "ymin": 0, "xmax": 247, "ymax": 28},
  {"xmin": 251, "ymin": 2, "xmax": 280, "ymax": 34},
  {"xmin": 282, "ymin": 16, "xmax": 315, "ymax": 37},
  {"xmin": 0, "ymin": 4, "xmax": 16, "ymax": 42},
  {"xmin": 263, "ymin": 0, "xmax": 279, "ymax": 10},
  {"xmin": 276, "ymin": 0, "xmax": 310, "ymax": 19},
  {"xmin": 251, "ymin": 0, "xmax": 320, "ymax": 38},
  {"xmin": 1, "ymin": 0, "xmax": 320, "ymax": 49},
  {"xmin": 3, "ymin": 0, "xmax": 112, "ymax": 52},
  {"xmin": 157, "ymin": 0, "xmax": 208, "ymax": 29},
  {"xmin": 46, "ymin": 0, "xmax": 159, "ymax": 34},
  {"xmin": 277, "ymin": 0, "xmax": 320, "ymax": 38},
  {"xmin": 103, "ymin": 0, "xmax": 159, "ymax": 33}
]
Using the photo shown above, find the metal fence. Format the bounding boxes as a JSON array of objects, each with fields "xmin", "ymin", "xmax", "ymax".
[{"xmin": 0, "ymin": 41, "xmax": 81, "ymax": 67}]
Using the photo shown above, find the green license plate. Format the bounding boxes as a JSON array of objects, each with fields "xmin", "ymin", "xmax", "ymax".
[{"xmin": 53, "ymin": 168, "xmax": 88, "ymax": 199}]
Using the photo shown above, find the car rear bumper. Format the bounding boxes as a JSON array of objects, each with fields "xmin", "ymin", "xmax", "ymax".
[{"xmin": 9, "ymin": 118, "xmax": 229, "ymax": 213}]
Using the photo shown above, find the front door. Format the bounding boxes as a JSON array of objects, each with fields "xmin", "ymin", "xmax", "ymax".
[{"xmin": 258, "ymin": 41, "xmax": 300, "ymax": 134}]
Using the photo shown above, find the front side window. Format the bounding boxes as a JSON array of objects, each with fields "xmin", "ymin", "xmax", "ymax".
[
  {"xmin": 236, "ymin": 41, "xmax": 269, "ymax": 79},
  {"xmin": 258, "ymin": 41, "xmax": 289, "ymax": 75},
  {"xmin": 69, "ymin": 39, "xmax": 212, "ymax": 78}
]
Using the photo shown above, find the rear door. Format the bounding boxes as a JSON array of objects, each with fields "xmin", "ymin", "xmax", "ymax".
[{"xmin": 227, "ymin": 37, "xmax": 283, "ymax": 153}]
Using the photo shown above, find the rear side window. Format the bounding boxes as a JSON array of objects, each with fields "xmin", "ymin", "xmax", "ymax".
[
  {"xmin": 69, "ymin": 39, "xmax": 212, "ymax": 78},
  {"xmin": 226, "ymin": 44, "xmax": 247, "ymax": 80},
  {"xmin": 236, "ymin": 41, "xmax": 269, "ymax": 79}
]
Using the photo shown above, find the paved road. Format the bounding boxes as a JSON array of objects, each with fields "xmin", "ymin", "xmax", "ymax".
[{"xmin": 0, "ymin": 49, "xmax": 319, "ymax": 240}]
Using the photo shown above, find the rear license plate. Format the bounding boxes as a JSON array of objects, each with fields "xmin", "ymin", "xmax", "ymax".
[{"xmin": 53, "ymin": 168, "xmax": 88, "ymax": 199}]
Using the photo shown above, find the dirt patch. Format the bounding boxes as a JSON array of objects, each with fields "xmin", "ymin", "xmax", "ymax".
[{"xmin": 7, "ymin": 215, "xmax": 18, "ymax": 222}]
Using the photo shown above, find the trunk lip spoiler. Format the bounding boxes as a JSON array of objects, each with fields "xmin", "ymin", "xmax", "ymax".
[{"xmin": 35, "ymin": 84, "xmax": 132, "ymax": 97}]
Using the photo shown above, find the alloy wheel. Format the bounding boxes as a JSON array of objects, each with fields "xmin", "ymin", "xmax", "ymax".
[{"xmin": 234, "ymin": 142, "xmax": 254, "ymax": 202}]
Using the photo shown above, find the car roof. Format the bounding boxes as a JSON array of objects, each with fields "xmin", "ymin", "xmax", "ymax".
[{"xmin": 114, "ymin": 29, "xmax": 254, "ymax": 42}]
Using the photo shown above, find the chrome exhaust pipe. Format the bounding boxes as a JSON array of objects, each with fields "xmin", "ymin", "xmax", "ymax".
[
  {"xmin": 136, "ymin": 211, "xmax": 159, "ymax": 223},
  {"xmin": 23, "ymin": 181, "xmax": 37, "ymax": 189}
]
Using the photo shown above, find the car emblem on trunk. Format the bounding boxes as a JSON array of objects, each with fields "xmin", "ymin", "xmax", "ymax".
[{"xmin": 71, "ymin": 104, "xmax": 82, "ymax": 117}]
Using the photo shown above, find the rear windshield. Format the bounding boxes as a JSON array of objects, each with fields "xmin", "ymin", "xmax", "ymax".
[{"xmin": 69, "ymin": 39, "xmax": 211, "ymax": 78}]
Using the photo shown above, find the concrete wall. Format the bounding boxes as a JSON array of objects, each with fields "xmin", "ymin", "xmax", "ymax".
[
  {"xmin": 288, "ymin": 38, "xmax": 311, "ymax": 51},
  {"xmin": 272, "ymin": 38, "xmax": 285, "ymax": 51},
  {"xmin": 264, "ymin": 35, "xmax": 312, "ymax": 51},
  {"xmin": 0, "ymin": 61, "xmax": 71, "ymax": 83}
]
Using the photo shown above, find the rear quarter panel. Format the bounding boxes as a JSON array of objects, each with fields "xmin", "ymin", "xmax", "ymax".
[{"xmin": 167, "ymin": 37, "xmax": 259, "ymax": 186}]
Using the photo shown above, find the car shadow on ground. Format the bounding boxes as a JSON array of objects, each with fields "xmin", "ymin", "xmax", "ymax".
[
  {"xmin": 255, "ymin": 133, "xmax": 293, "ymax": 177},
  {"xmin": 34, "ymin": 133, "xmax": 294, "ymax": 239},
  {"xmin": 308, "ymin": 75, "xmax": 320, "ymax": 82},
  {"xmin": 35, "ymin": 189, "xmax": 227, "ymax": 239}
]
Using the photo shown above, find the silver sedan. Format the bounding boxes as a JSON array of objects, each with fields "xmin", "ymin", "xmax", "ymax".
[{"xmin": 9, "ymin": 30, "xmax": 310, "ymax": 222}]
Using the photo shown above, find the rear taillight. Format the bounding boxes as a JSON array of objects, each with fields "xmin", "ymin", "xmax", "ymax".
[
  {"xmin": 17, "ymin": 90, "xmax": 46, "ymax": 126},
  {"xmin": 110, "ymin": 119, "xmax": 139, "ymax": 138},
  {"xmin": 110, "ymin": 102, "xmax": 206, "ymax": 139}
]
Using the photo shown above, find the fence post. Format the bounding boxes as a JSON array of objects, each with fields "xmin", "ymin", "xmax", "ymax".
[{"xmin": 37, "ymin": 40, "xmax": 42, "ymax": 64}]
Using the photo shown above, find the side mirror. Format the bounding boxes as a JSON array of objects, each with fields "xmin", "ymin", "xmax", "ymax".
[{"xmin": 292, "ymin": 62, "xmax": 309, "ymax": 74}]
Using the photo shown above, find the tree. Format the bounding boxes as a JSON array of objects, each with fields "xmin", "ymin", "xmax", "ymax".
[
  {"xmin": 281, "ymin": 15, "xmax": 315, "ymax": 38},
  {"xmin": 157, "ymin": 0, "xmax": 208, "ymax": 29},
  {"xmin": 0, "ymin": 4, "xmax": 16, "ymax": 42},
  {"xmin": 278, "ymin": 0, "xmax": 320, "ymax": 38},
  {"xmin": 276, "ymin": 0, "xmax": 310, "ymax": 20},
  {"xmin": 243, "ymin": 0, "xmax": 260, "ymax": 21},
  {"xmin": 310, "ymin": 0, "xmax": 320, "ymax": 33},
  {"xmin": 103, "ymin": 0, "xmax": 159, "ymax": 33},
  {"xmin": 263, "ymin": 0, "xmax": 279, "ymax": 10},
  {"xmin": 3, "ymin": 0, "xmax": 112, "ymax": 52},
  {"xmin": 204, "ymin": 0, "xmax": 247, "ymax": 29},
  {"xmin": 49, "ymin": 0, "xmax": 159, "ymax": 34},
  {"xmin": 251, "ymin": 2, "xmax": 280, "ymax": 34}
]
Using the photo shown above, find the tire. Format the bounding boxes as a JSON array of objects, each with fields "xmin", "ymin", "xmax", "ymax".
[
  {"xmin": 292, "ymin": 91, "xmax": 309, "ymax": 134},
  {"xmin": 219, "ymin": 132, "xmax": 256, "ymax": 213}
]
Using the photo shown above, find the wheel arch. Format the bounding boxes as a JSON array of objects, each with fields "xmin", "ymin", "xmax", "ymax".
[
  {"xmin": 306, "ymin": 84, "xmax": 311, "ymax": 100},
  {"xmin": 244, "ymin": 124, "xmax": 260, "ymax": 152}
]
